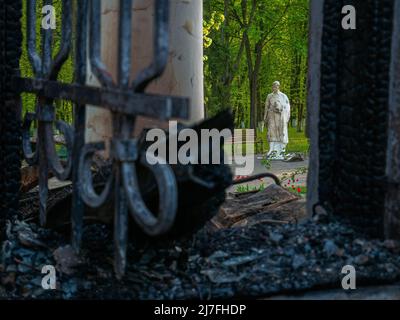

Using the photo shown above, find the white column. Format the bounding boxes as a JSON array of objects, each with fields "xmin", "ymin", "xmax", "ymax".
[
  {"xmin": 132, "ymin": 0, "xmax": 204, "ymax": 122},
  {"xmin": 85, "ymin": 0, "xmax": 204, "ymax": 143},
  {"xmin": 85, "ymin": 0, "xmax": 118, "ymax": 144}
]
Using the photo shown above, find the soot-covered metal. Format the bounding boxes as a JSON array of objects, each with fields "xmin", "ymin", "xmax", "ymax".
[
  {"xmin": 319, "ymin": 0, "xmax": 394, "ymax": 230},
  {"xmin": 0, "ymin": 1, "xmax": 23, "ymax": 225},
  {"xmin": 0, "ymin": 0, "xmax": 232, "ymax": 278}
]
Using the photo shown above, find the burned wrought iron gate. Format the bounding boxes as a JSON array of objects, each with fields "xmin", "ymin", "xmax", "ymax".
[
  {"xmin": 307, "ymin": 0, "xmax": 400, "ymax": 238},
  {"xmin": 0, "ymin": 1, "xmax": 23, "ymax": 224},
  {"xmin": 1, "ymin": 0, "xmax": 190, "ymax": 278}
]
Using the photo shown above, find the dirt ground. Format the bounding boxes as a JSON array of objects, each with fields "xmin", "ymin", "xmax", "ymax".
[{"xmin": 3, "ymin": 156, "xmax": 400, "ymax": 300}]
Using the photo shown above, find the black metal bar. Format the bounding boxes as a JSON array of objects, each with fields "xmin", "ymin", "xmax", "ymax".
[
  {"xmin": 41, "ymin": 0, "xmax": 53, "ymax": 77},
  {"xmin": 23, "ymin": 0, "xmax": 74, "ymax": 228},
  {"xmin": 89, "ymin": 0, "xmax": 115, "ymax": 88},
  {"xmin": 49, "ymin": 0, "xmax": 72, "ymax": 80},
  {"xmin": 45, "ymin": 119, "xmax": 73, "ymax": 181},
  {"xmin": 122, "ymin": 157, "xmax": 178, "ymax": 236},
  {"xmin": 119, "ymin": 0, "xmax": 132, "ymax": 89},
  {"xmin": 14, "ymin": 77, "xmax": 190, "ymax": 120},
  {"xmin": 114, "ymin": 0, "xmax": 133, "ymax": 273},
  {"xmin": 132, "ymin": 0, "xmax": 170, "ymax": 92},
  {"xmin": 78, "ymin": 142, "xmax": 113, "ymax": 208},
  {"xmin": 27, "ymin": 0, "xmax": 42, "ymax": 76},
  {"xmin": 22, "ymin": 112, "xmax": 38, "ymax": 166},
  {"xmin": 38, "ymin": 123, "xmax": 49, "ymax": 226},
  {"xmin": 71, "ymin": 0, "xmax": 88, "ymax": 254},
  {"xmin": 114, "ymin": 169, "xmax": 128, "ymax": 279},
  {"xmin": 20, "ymin": 0, "xmax": 185, "ymax": 277}
]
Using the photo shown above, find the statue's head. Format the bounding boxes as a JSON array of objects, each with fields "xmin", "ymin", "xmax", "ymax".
[{"xmin": 272, "ymin": 81, "xmax": 280, "ymax": 93}]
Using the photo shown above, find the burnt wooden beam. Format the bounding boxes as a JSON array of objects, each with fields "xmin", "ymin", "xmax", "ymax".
[
  {"xmin": 0, "ymin": 1, "xmax": 23, "ymax": 225},
  {"xmin": 315, "ymin": 0, "xmax": 395, "ymax": 237},
  {"xmin": 306, "ymin": 0, "xmax": 324, "ymax": 217},
  {"xmin": 384, "ymin": 0, "xmax": 400, "ymax": 239}
]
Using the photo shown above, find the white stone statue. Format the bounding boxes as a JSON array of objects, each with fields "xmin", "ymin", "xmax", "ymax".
[{"xmin": 263, "ymin": 81, "xmax": 291, "ymax": 160}]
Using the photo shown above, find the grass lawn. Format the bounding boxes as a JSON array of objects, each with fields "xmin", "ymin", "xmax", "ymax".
[
  {"xmin": 258, "ymin": 126, "xmax": 309, "ymax": 154},
  {"xmin": 224, "ymin": 126, "xmax": 309, "ymax": 155},
  {"xmin": 235, "ymin": 184, "xmax": 307, "ymax": 196},
  {"xmin": 286, "ymin": 185, "xmax": 307, "ymax": 196}
]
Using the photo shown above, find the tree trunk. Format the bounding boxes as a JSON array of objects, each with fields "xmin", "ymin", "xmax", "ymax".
[
  {"xmin": 249, "ymin": 75, "xmax": 257, "ymax": 129},
  {"xmin": 290, "ymin": 53, "xmax": 301, "ymax": 129},
  {"xmin": 245, "ymin": 36, "xmax": 263, "ymax": 129},
  {"xmin": 297, "ymin": 54, "xmax": 304, "ymax": 133},
  {"xmin": 297, "ymin": 102, "xmax": 304, "ymax": 132}
]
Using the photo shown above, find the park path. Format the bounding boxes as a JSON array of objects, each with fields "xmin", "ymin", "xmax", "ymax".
[
  {"xmin": 37, "ymin": 155, "xmax": 309, "ymax": 192},
  {"xmin": 228, "ymin": 155, "xmax": 309, "ymax": 192}
]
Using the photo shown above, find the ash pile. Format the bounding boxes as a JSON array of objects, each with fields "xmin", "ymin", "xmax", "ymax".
[
  {"xmin": 1, "ymin": 114, "xmax": 400, "ymax": 299},
  {"xmin": 2, "ymin": 202, "xmax": 400, "ymax": 299}
]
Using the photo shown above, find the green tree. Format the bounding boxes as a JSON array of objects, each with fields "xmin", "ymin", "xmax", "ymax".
[{"xmin": 204, "ymin": 0, "xmax": 309, "ymax": 132}]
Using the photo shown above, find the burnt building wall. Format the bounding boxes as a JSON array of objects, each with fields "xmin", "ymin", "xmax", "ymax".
[
  {"xmin": 0, "ymin": 0, "xmax": 22, "ymax": 226},
  {"xmin": 319, "ymin": 0, "xmax": 394, "ymax": 231}
]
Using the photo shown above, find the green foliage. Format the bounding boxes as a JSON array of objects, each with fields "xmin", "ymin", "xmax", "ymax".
[
  {"xmin": 203, "ymin": 11, "xmax": 225, "ymax": 51},
  {"xmin": 259, "ymin": 126, "xmax": 309, "ymax": 153},
  {"xmin": 286, "ymin": 185, "xmax": 307, "ymax": 196},
  {"xmin": 204, "ymin": 0, "xmax": 309, "ymax": 137},
  {"xmin": 236, "ymin": 183, "xmax": 265, "ymax": 193},
  {"xmin": 261, "ymin": 158, "xmax": 272, "ymax": 170},
  {"xmin": 20, "ymin": 0, "xmax": 74, "ymax": 124}
]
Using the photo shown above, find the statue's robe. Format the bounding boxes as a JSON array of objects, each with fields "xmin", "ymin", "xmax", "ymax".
[{"xmin": 264, "ymin": 91, "xmax": 291, "ymax": 144}]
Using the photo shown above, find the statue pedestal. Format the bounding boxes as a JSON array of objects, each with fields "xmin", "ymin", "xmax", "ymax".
[{"xmin": 267, "ymin": 142, "xmax": 286, "ymax": 160}]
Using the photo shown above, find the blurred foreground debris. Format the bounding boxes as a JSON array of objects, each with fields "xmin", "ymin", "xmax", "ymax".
[
  {"xmin": 19, "ymin": 111, "xmax": 234, "ymax": 238},
  {"xmin": 1, "ymin": 214, "xmax": 400, "ymax": 299},
  {"xmin": 209, "ymin": 184, "xmax": 307, "ymax": 231}
]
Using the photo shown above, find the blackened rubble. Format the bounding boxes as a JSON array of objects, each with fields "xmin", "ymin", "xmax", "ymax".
[{"xmin": 1, "ymin": 215, "xmax": 400, "ymax": 300}]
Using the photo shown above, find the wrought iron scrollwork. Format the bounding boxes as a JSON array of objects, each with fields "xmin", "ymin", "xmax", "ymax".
[
  {"xmin": 17, "ymin": 0, "xmax": 189, "ymax": 278},
  {"xmin": 23, "ymin": 0, "xmax": 73, "ymax": 226},
  {"xmin": 77, "ymin": 0, "xmax": 180, "ymax": 276}
]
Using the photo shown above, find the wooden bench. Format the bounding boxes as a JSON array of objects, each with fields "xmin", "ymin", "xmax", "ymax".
[{"xmin": 225, "ymin": 129, "xmax": 264, "ymax": 154}]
